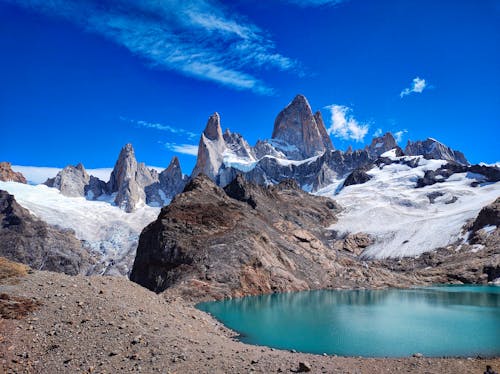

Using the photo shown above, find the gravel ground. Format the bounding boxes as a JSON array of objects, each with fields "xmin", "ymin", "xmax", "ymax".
[{"xmin": 1, "ymin": 270, "xmax": 499, "ymax": 374}]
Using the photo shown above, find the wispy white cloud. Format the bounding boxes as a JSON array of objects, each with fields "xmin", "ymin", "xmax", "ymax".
[
  {"xmin": 393, "ymin": 129, "xmax": 408, "ymax": 143},
  {"xmin": 373, "ymin": 128, "xmax": 383, "ymax": 137},
  {"xmin": 283, "ymin": 0, "xmax": 346, "ymax": 7},
  {"xmin": 8, "ymin": 0, "xmax": 298, "ymax": 95},
  {"xmin": 325, "ymin": 105, "xmax": 369, "ymax": 142},
  {"xmin": 164, "ymin": 142, "xmax": 199, "ymax": 156},
  {"xmin": 400, "ymin": 77, "xmax": 427, "ymax": 98},
  {"xmin": 121, "ymin": 117, "xmax": 198, "ymax": 139}
]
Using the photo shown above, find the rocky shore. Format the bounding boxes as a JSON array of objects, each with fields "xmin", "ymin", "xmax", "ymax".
[{"xmin": 1, "ymin": 263, "xmax": 499, "ymax": 374}]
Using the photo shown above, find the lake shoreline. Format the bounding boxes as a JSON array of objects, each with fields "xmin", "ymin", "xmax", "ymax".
[{"xmin": 1, "ymin": 270, "xmax": 499, "ymax": 373}]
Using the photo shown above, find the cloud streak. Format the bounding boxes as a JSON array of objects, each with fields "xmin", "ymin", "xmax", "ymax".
[
  {"xmin": 393, "ymin": 129, "xmax": 408, "ymax": 143},
  {"xmin": 325, "ymin": 105, "xmax": 369, "ymax": 142},
  {"xmin": 8, "ymin": 0, "xmax": 298, "ymax": 95},
  {"xmin": 121, "ymin": 117, "xmax": 198, "ymax": 139},
  {"xmin": 164, "ymin": 142, "xmax": 199, "ymax": 156},
  {"xmin": 400, "ymin": 77, "xmax": 427, "ymax": 98}
]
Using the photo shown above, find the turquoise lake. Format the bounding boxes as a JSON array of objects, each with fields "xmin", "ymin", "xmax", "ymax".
[{"xmin": 197, "ymin": 286, "xmax": 500, "ymax": 357}]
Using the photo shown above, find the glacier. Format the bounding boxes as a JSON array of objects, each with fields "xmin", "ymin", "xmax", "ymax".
[
  {"xmin": 0, "ymin": 181, "xmax": 159, "ymax": 274},
  {"xmin": 318, "ymin": 154, "xmax": 500, "ymax": 259}
]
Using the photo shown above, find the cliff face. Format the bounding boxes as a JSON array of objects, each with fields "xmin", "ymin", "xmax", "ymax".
[
  {"xmin": 0, "ymin": 162, "xmax": 27, "ymax": 184},
  {"xmin": 44, "ymin": 163, "xmax": 90, "ymax": 197},
  {"xmin": 0, "ymin": 190, "xmax": 97, "ymax": 275},
  {"xmin": 272, "ymin": 95, "xmax": 333, "ymax": 159},
  {"xmin": 191, "ymin": 113, "xmax": 227, "ymax": 181},
  {"xmin": 405, "ymin": 138, "xmax": 468, "ymax": 165}
]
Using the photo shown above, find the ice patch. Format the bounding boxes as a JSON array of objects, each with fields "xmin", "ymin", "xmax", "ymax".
[{"xmin": 222, "ymin": 150, "xmax": 258, "ymax": 172}]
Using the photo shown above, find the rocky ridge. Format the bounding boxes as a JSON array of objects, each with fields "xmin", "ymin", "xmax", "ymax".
[
  {"xmin": 130, "ymin": 174, "xmax": 429, "ymax": 299},
  {"xmin": 0, "ymin": 190, "xmax": 97, "ymax": 275},
  {"xmin": 43, "ymin": 144, "xmax": 188, "ymax": 212},
  {"xmin": 189, "ymin": 95, "xmax": 469, "ymax": 192}
]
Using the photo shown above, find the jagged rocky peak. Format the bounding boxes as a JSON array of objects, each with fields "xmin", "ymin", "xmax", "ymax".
[
  {"xmin": 191, "ymin": 113, "xmax": 227, "ymax": 181},
  {"xmin": 204, "ymin": 112, "xmax": 223, "ymax": 141},
  {"xmin": 366, "ymin": 132, "xmax": 398, "ymax": 159},
  {"xmin": 0, "ymin": 162, "xmax": 27, "ymax": 183},
  {"xmin": 405, "ymin": 138, "xmax": 468, "ymax": 165},
  {"xmin": 108, "ymin": 143, "xmax": 158, "ymax": 213},
  {"xmin": 272, "ymin": 94, "xmax": 333, "ymax": 159},
  {"xmin": 44, "ymin": 163, "xmax": 90, "ymax": 197},
  {"xmin": 159, "ymin": 156, "xmax": 188, "ymax": 195}
]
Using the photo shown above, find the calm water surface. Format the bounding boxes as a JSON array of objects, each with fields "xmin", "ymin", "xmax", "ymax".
[{"xmin": 197, "ymin": 286, "xmax": 500, "ymax": 357}]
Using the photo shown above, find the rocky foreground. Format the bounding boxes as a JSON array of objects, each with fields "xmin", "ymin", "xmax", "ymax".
[{"xmin": 1, "ymin": 261, "xmax": 499, "ymax": 374}]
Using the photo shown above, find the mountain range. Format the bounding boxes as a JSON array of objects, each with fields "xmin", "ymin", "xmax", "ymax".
[{"xmin": 0, "ymin": 94, "xmax": 498, "ymax": 283}]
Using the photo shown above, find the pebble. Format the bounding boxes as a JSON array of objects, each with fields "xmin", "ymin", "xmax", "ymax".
[{"xmin": 297, "ymin": 361, "xmax": 312, "ymax": 372}]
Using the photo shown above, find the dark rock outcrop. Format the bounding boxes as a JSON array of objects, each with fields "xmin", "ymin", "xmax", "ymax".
[
  {"xmin": 130, "ymin": 174, "xmax": 343, "ymax": 297},
  {"xmin": 416, "ymin": 163, "xmax": 500, "ymax": 188},
  {"xmin": 0, "ymin": 190, "xmax": 96, "ymax": 275},
  {"xmin": 271, "ymin": 95, "xmax": 333, "ymax": 159},
  {"xmin": 130, "ymin": 175, "xmax": 428, "ymax": 300},
  {"xmin": 471, "ymin": 197, "xmax": 500, "ymax": 234},
  {"xmin": 44, "ymin": 163, "xmax": 90, "ymax": 197},
  {"xmin": 343, "ymin": 167, "xmax": 373, "ymax": 187},
  {"xmin": 405, "ymin": 138, "xmax": 468, "ymax": 165},
  {"xmin": 0, "ymin": 162, "xmax": 27, "ymax": 184}
]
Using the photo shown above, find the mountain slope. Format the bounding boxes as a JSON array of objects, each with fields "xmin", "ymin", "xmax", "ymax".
[
  {"xmin": 319, "ymin": 152, "xmax": 499, "ymax": 258},
  {"xmin": 0, "ymin": 181, "xmax": 159, "ymax": 275}
]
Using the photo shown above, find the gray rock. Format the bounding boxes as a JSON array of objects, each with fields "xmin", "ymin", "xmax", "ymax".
[
  {"xmin": 297, "ymin": 361, "xmax": 312, "ymax": 372},
  {"xmin": 85, "ymin": 175, "xmax": 108, "ymax": 200},
  {"xmin": 108, "ymin": 144, "xmax": 158, "ymax": 212},
  {"xmin": 146, "ymin": 157, "xmax": 188, "ymax": 206},
  {"xmin": 405, "ymin": 138, "xmax": 468, "ymax": 165},
  {"xmin": 365, "ymin": 133, "xmax": 398, "ymax": 159},
  {"xmin": 44, "ymin": 163, "xmax": 90, "ymax": 197},
  {"xmin": 191, "ymin": 113, "xmax": 227, "ymax": 181}
]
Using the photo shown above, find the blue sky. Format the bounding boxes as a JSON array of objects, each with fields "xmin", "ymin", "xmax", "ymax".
[{"xmin": 0, "ymin": 0, "xmax": 498, "ymax": 174}]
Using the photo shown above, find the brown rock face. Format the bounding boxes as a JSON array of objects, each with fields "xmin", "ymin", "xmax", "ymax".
[
  {"xmin": 314, "ymin": 110, "xmax": 335, "ymax": 152},
  {"xmin": 272, "ymin": 95, "xmax": 333, "ymax": 159},
  {"xmin": 0, "ymin": 190, "xmax": 96, "ymax": 275},
  {"xmin": 130, "ymin": 175, "xmax": 425, "ymax": 300},
  {"xmin": 0, "ymin": 162, "xmax": 27, "ymax": 184}
]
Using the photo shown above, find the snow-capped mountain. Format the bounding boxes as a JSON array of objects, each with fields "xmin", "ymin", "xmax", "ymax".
[
  {"xmin": 190, "ymin": 94, "xmax": 470, "ymax": 191},
  {"xmin": 1, "ymin": 94, "xmax": 498, "ymax": 276}
]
